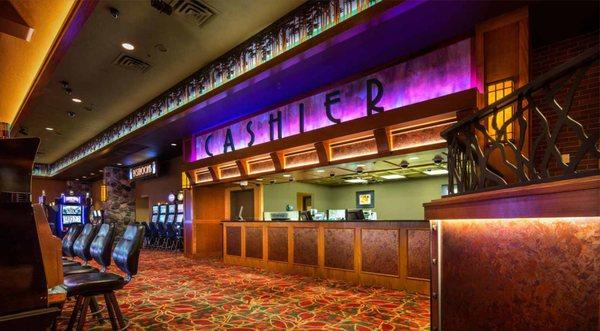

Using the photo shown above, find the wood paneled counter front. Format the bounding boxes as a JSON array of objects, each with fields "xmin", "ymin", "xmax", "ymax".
[{"xmin": 222, "ymin": 221, "xmax": 430, "ymax": 294}]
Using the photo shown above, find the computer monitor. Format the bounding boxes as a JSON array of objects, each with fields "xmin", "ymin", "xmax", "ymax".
[
  {"xmin": 299, "ymin": 211, "xmax": 313, "ymax": 221},
  {"xmin": 346, "ymin": 209, "xmax": 365, "ymax": 221},
  {"xmin": 327, "ymin": 209, "xmax": 346, "ymax": 220}
]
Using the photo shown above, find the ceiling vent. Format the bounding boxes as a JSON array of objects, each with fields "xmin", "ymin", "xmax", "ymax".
[
  {"xmin": 113, "ymin": 54, "xmax": 152, "ymax": 73},
  {"xmin": 172, "ymin": 0, "xmax": 215, "ymax": 27},
  {"xmin": 151, "ymin": 0, "xmax": 215, "ymax": 28}
]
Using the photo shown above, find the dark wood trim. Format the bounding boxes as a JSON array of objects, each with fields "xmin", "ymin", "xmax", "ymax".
[
  {"xmin": 185, "ymin": 88, "xmax": 477, "ymax": 170},
  {"xmin": 314, "ymin": 142, "xmax": 329, "ymax": 165},
  {"xmin": 424, "ymin": 176, "xmax": 600, "ymax": 219},
  {"xmin": 10, "ymin": 0, "xmax": 99, "ymax": 133},
  {"xmin": 373, "ymin": 128, "xmax": 391, "ymax": 154},
  {"xmin": 235, "ymin": 160, "xmax": 247, "ymax": 177},
  {"xmin": 270, "ymin": 152, "xmax": 283, "ymax": 172},
  {"xmin": 208, "ymin": 166, "xmax": 218, "ymax": 182}
]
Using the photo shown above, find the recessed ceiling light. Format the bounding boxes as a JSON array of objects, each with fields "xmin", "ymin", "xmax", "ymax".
[
  {"xmin": 99, "ymin": 170, "xmax": 103, "ymax": 173},
  {"xmin": 408, "ymin": 156, "xmax": 419, "ymax": 160},
  {"xmin": 356, "ymin": 164, "xmax": 367, "ymax": 168},
  {"xmin": 170, "ymin": 143, "xmax": 177, "ymax": 147},
  {"xmin": 82, "ymin": 176, "xmax": 87, "ymax": 178},
  {"xmin": 282, "ymin": 174, "xmax": 291, "ymax": 178},
  {"xmin": 72, "ymin": 98, "xmax": 82, "ymax": 103},
  {"xmin": 345, "ymin": 178, "xmax": 368, "ymax": 184},
  {"xmin": 121, "ymin": 42, "xmax": 135, "ymax": 50},
  {"xmin": 116, "ymin": 163, "xmax": 123, "ymax": 166},
  {"xmin": 425, "ymin": 169, "xmax": 448, "ymax": 176},
  {"xmin": 90, "ymin": 173, "xmax": 95, "ymax": 175},
  {"xmin": 45, "ymin": 127, "xmax": 54, "ymax": 131},
  {"xmin": 75, "ymin": 178, "xmax": 79, "ymax": 181},
  {"xmin": 256, "ymin": 178, "xmax": 263, "ymax": 181},
  {"xmin": 316, "ymin": 169, "xmax": 325, "ymax": 173},
  {"xmin": 381, "ymin": 174, "xmax": 406, "ymax": 180}
]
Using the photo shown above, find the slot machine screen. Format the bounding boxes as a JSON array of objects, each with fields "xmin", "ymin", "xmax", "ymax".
[
  {"xmin": 62, "ymin": 205, "xmax": 82, "ymax": 224},
  {"xmin": 176, "ymin": 214, "xmax": 183, "ymax": 223},
  {"xmin": 159, "ymin": 214, "xmax": 166, "ymax": 223},
  {"xmin": 152, "ymin": 205, "xmax": 158, "ymax": 214},
  {"xmin": 65, "ymin": 196, "xmax": 81, "ymax": 204},
  {"xmin": 168, "ymin": 205, "xmax": 175, "ymax": 214},
  {"xmin": 177, "ymin": 204, "xmax": 184, "ymax": 213},
  {"xmin": 159, "ymin": 205, "xmax": 167, "ymax": 214}
]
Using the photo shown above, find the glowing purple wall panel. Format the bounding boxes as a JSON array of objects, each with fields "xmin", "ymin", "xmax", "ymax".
[{"xmin": 191, "ymin": 39, "xmax": 473, "ymax": 162}]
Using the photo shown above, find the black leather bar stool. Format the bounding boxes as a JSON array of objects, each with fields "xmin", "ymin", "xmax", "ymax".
[
  {"xmin": 63, "ymin": 223, "xmax": 144, "ymax": 330},
  {"xmin": 63, "ymin": 223, "xmax": 115, "ymax": 276},
  {"xmin": 62, "ymin": 224, "xmax": 83, "ymax": 267}
]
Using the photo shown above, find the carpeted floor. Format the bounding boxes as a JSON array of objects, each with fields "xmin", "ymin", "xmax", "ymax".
[{"xmin": 59, "ymin": 250, "xmax": 430, "ymax": 330}]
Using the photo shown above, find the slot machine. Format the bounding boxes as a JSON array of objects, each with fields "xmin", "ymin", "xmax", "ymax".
[
  {"xmin": 166, "ymin": 192, "xmax": 176, "ymax": 223},
  {"xmin": 56, "ymin": 192, "xmax": 88, "ymax": 236},
  {"xmin": 158, "ymin": 204, "xmax": 167, "ymax": 223},
  {"xmin": 151, "ymin": 204, "xmax": 159, "ymax": 223},
  {"xmin": 175, "ymin": 191, "xmax": 184, "ymax": 226}
]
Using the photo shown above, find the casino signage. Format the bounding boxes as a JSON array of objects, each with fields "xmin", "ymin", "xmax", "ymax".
[
  {"xmin": 129, "ymin": 160, "xmax": 158, "ymax": 181},
  {"xmin": 189, "ymin": 39, "xmax": 474, "ymax": 162}
]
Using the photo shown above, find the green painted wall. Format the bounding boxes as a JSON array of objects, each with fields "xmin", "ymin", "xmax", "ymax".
[
  {"xmin": 263, "ymin": 181, "xmax": 335, "ymax": 212},
  {"xmin": 262, "ymin": 176, "xmax": 447, "ymax": 220}
]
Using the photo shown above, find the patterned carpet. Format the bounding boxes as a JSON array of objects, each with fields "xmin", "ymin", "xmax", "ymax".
[{"xmin": 59, "ymin": 250, "xmax": 430, "ymax": 330}]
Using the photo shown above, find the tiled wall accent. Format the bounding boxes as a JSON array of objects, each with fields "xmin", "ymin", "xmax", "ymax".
[
  {"xmin": 361, "ymin": 229, "xmax": 399, "ymax": 276},
  {"xmin": 293, "ymin": 227, "xmax": 318, "ymax": 266},
  {"xmin": 245, "ymin": 227, "xmax": 263, "ymax": 259},
  {"xmin": 441, "ymin": 217, "xmax": 599, "ymax": 330},
  {"xmin": 226, "ymin": 227, "xmax": 241, "ymax": 256},
  {"xmin": 324, "ymin": 228, "xmax": 354, "ymax": 270},
  {"xmin": 268, "ymin": 227, "xmax": 288, "ymax": 262},
  {"xmin": 407, "ymin": 229, "xmax": 430, "ymax": 279}
]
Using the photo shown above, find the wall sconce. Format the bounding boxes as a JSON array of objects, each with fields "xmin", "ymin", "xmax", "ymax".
[
  {"xmin": 100, "ymin": 183, "xmax": 108, "ymax": 202},
  {"xmin": 181, "ymin": 171, "xmax": 191, "ymax": 190}
]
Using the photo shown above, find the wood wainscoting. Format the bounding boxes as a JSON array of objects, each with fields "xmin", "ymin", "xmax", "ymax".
[{"xmin": 222, "ymin": 221, "xmax": 431, "ymax": 294}]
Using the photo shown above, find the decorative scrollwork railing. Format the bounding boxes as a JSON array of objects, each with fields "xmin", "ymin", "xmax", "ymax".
[{"xmin": 442, "ymin": 47, "xmax": 599, "ymax": 195}]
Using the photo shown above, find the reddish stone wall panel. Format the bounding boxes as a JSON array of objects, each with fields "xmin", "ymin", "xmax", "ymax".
[{"xmin": 440, "ymin": 218, "xmax": 600, "ymax": 330}]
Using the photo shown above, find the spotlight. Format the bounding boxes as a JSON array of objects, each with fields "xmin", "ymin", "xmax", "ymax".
[
  {"xmin": 433, "ymin": 155, "xmax": 444, "ymax": 165},
  {"xmin": 121, "ymin": 42, "xmax": 135, "ymax": 51},
  {"xmin": 109, "ymin": 7, "xmax": 119, "ymax": 19},
  {"xmin": 269, "ymin": 179, "xmax": 276, "ymax": 184},
  {"xmin": 329, "ymin": 172, "xmax": 335, "ymax": 177},
  {"xmin": 400, "ymin": 160, "xmax": 409, "ymax": 169},
  {"xmin": 67, "ymin": 111, "xmax": 76, "ymax": 118}
]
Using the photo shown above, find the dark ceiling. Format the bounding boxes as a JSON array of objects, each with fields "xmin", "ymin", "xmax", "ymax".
[
  {"xmin": 17, "ymin": 0, "xmax": 598, "ymax": 181},
  {"xmin": 14, "ymin": 0, "xmax": 303, "ymax": 163}
]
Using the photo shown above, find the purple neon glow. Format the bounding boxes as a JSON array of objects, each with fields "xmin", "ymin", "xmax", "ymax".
[{"xmin": 191, "ymin": 39, "xmax": 474, "ymax": 162}]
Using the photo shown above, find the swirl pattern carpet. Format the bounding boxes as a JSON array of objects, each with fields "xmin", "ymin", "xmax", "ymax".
[{"xmin": 58, "ymin": 250, "xmax": 430, "ymax": 330}]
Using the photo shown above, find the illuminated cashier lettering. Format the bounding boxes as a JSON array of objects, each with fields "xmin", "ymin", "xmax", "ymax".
[
  {"xmin": 324, "ymin": 90, "xmax": 341, "ymax": 124},
  {"xmin": 367, "ymin": 78, "xmax": 384, "ymax": 115}
]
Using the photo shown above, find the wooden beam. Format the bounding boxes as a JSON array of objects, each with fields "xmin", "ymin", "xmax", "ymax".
[
  {"xmin": 235, "ymin": 160, "xmax": 247, "ymax": 177},
  {"xmin": 270, "ymin": 152, "xmax": 283, "ymax": 172},
  {"xmin": 373, "ymin": 128, "xmax": 391, "ymax": 155},
  {"xmin": 208, "ymin": 166, "xmax": 218, "ymax": 182},
  {"xmin": 0, "ymin": 2, "xmax": 34, "ymax": 41},
  {"xmin": 314, "ymin": 142, "xmax": 330, "ymax": 165}
]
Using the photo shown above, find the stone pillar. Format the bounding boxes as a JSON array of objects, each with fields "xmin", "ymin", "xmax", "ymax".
[{"xmin": 103, "ymin": 166, "xmax": 135, "ymax": 235}]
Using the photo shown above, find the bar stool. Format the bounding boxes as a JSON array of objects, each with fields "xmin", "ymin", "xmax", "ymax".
[
  {"xmin": 63, "ymin": 223, "xmax": 115, "ymax": 275},
  {"xmin": 63, "ymin": 223, "xmax": 144, "ymax": 330},
  {"xmin": 62, "ymin": 224, "xmax": 83, "ymax": 267}
]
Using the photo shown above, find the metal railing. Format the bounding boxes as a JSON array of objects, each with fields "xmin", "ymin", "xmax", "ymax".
[{"xmin": 442, "ymin": 47, "xmax": 599, "ymax": 195}]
